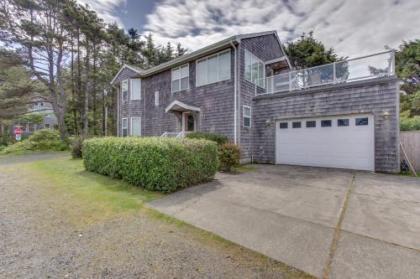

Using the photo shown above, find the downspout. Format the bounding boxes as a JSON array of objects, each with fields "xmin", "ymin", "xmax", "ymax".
[
  {"xmin": 230, "ymin": 41, "xmax": 238, "ymax": 144},
  {"xmin": 116, "ymin": 85, "xmax": 120, "ymax": 136}
]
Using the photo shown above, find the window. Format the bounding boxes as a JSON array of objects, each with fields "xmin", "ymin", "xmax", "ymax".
[
  {"xmin": 306, "ymin": 121, "xmax": 316, "ymax": 128},
  {"xmin": 121, "ymin": 80, "xmax": 128, "ymax": 102},
  {"xmin": 245, "ymin": 50, "xmax": 265, "ymax": 88},
  {"xmin": 122, "ymin": 118, "xmax": 128, "ymax": 137},
  {"xmin": 196, "ymin": 50, "xmax": 231, "ymax": 87},
  {"xmin": 130, "ymin": 79, "xmax": 141, "ymax": 100},
  {"xmin": 321, "ymin": 120, "xmax": 332, "ymax": 127},
  {"xmin": 243, "ymin": 105, "xmax": 251, "ymax": 128},
  {"xmin": 171, "ymin": 64, "xmax": 189, "ymax": 93},
  {"xmin": 279, "ymin": 122, "xmax": 288, "ymax": 129},
  {"xmin": 338, "ymin": 119, "xmax": 349, "ymax": 127},
  {"xmin": 154, "ymin": 91, "xmax": 159, "ymax": 107},
  {"xmin": 292, "ymin": 122, "xmax": 301, "ymax": 128},
  {"xmin": 130, "ymin": 117, "xmax": 141, "ymax": 136},
  {"xmin": 356, "ymin": 117, "xmax": 369, "ymax": 126}
]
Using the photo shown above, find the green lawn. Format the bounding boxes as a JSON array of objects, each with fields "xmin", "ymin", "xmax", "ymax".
[{"xmin": 24, "ymin": 156, "xmax": 162, "ymax": 224}]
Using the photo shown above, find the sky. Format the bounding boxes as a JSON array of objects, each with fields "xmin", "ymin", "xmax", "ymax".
[{"xmin": 78, "ymin": 0, "xmax": 420, "ymax": 57}]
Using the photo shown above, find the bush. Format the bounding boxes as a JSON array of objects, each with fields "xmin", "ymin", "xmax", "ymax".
[
  {"xmin": 0, "ymin": 129, "xmax": 68, "ymax": 154},
  {"xmin": 218, "ymin": 143, "xmax": 240, "ymax": 172},
  {"xmin": 71, "ymin": 137, "xmax": 84, "ymax": 158},
  {"xmin": 400, "ymin": 115, "xmax": 420, "ymax": 131},
  {"xmin": 82, "ymin": 137, "xmax": 219, "ymax": 193},
  {"xmin": 186, "ymin": 132, "xmax": 228, "ymax": 146}
]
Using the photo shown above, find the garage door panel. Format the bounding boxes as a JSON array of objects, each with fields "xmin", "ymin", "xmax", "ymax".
[{"xmin": 276, "ymin": 115, "xmax": 374, "ymax": 171}]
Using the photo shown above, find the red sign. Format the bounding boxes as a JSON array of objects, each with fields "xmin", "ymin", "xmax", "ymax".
[{"xmin": 14, "ymin": 127, "xmax": 23, "ymax": 135}]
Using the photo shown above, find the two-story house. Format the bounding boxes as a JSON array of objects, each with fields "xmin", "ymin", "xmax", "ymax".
[{"xmin": 111, "ymin": 31, "xmax": 400, "ymax": 173}]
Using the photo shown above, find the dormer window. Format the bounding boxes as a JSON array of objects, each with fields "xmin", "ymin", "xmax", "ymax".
[
  {"xmin": 121, "ymin": 79, "xmax": 129, "ymax": 102},
  {"xmin": 171, "ymin": 64, "xmax": 189, "ymax": 93}
]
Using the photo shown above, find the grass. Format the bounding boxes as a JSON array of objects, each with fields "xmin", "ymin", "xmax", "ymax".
[{"xmin": 23, "ymin": 156, "xmax": 162, "ymax": 225}]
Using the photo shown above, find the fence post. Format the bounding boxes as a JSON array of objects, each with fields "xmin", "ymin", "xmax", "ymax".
[{"xmin": 333, "ymin": 62, "xmax": 336, "ymax": 83}]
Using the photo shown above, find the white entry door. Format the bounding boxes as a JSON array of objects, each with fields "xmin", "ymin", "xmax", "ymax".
[{"xmin": 275, "ymin": 115, "xmax": 374, "ymax": 171}]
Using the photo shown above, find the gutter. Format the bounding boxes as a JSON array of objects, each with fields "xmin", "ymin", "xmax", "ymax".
[{"xmin": 230, "ymin": 41, "xmax": 238, "ymax": 144}]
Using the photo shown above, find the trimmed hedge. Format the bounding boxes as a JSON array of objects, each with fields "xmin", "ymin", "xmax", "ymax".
[
  {"xmin": 186, "ymin": 132, "xmax": 228, "ymax": 146},
  {"xmin": 218, "ymin": 143, "xmax": 241, "ymax": 172},
  {"xmin": 82, "ymin": 137, "xmax": 219, "ymax": 193}
]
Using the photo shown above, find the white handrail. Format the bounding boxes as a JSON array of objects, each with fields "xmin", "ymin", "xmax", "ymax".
[{"xmin": 256, "ymin": 50, "xmax": 395, "ymax": 96}]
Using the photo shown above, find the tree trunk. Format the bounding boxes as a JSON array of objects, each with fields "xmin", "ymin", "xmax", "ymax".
[{"xmin": 83, "ymin": 43, "xmax": 90, "ymax": 137}]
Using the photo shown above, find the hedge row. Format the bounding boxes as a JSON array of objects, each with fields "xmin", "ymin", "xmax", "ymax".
[{"xmin": 82, "ymin": 137, "xmax": 219, "ymax": 193}]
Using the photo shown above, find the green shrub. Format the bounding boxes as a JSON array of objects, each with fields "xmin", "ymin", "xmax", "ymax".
[
  {"xmin": 186, "ymin": 132, "xmax": 228, "ymax": 146},
  {"xmin": 218, "ymin": 143, "xmax": 240, "ymax": 172},
  {"xmin": 0, "ymin": 129, "xmax": 68, "ymax": 154},
  {"xmin": 71, "ymin": 137, "xmax": 84, "ymax": 158},
  {"xmin": 82, "ymin": 137, "xmax": 219, "ymax": 193},
  {"xmin": 400, "ymin": 115, "xmax": 420, "ymax": 131}
]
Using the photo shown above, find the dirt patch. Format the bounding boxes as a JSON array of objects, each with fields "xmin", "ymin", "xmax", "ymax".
[{"xmin": 0, "ymin": 156, "xmax": 311, "ymax": 279}]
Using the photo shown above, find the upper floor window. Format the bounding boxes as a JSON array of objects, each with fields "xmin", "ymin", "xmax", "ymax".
[
  {"xmin": 245, "ymin": 50, "xmax": 265, "ymax": 88},
  {"xmin": 154, "ymin": 91, "xmax": 159, "ymax": 107},
  {"xmin": 171, "ymin": 64, "xmax": 189, "ymax": 93},
  {"xmin": 121, "ymin": 79, "xmax": 128, "ymax": 102},
  {"xmin": 130, "ymin": 79, "xmax": 141, "ymax": 100},
  {"xmin": 196, "ymin": 50, "xmax": 231, "ymax": 87}
]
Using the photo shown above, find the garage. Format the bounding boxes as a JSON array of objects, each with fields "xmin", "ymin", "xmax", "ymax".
[{"xmin": 275, "ymin": 115, "xmax": 374, "ymax": 171}]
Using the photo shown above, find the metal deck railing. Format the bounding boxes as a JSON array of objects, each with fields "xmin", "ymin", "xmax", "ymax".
[{"xmin": 255, "ymin": 50, "xmax": 395, "ymax": 96}]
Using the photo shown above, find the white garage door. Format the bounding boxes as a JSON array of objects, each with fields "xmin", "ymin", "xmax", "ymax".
[{"xmin": 275, "ymin": 115, "xmax": 374, "ymax": 171}]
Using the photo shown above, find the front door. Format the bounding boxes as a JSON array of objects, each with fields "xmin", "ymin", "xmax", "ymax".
[{"xmin": 183, "ymin": 112, "xmax": 196, "ymax": 132}]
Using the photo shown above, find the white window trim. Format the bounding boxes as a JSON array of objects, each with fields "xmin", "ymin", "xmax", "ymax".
[
  {"xmin": 243, "ymin": 105, "xmax": 251, "ymax": 128},
  {"xmin": 130, "ymin": 117, "xmax": 141, "ymax": 136},
  {"xmin": 244, "ymin": 50, "xmax": 265, "ymax": 88},
  {"xmin": 130, "ymin": 79, "xmax": 141, "ymax": 100},
  {"xmin": 171, "ymin": 63, "xmax": 189, "ymax": 93},
  {"xmin": 121, "ymin": 79, "xmax": 129, "ymax": 102},
  {"xmin": 195, "ymin": 49, "xmax": 231, "ymax": 87},
  {"xmin": 121, "ymin": 117, "xmax": 128, "ymax": 137}
]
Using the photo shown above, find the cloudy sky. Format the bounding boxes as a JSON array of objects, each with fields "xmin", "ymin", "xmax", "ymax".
[{"xmin": 78, "ymin": 0, "xmax": 420, "ymax": 57}]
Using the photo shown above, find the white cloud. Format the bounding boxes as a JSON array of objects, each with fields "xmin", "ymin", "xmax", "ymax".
[
  {"xmin": 143, "ymin": 0, "xmax": 420, "ymax": 57},
  {"xmin": 77, "ymin": 0, "xmax": 126, "ymax": 27}
]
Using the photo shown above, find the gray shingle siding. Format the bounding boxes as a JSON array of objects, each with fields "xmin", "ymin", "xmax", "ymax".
[
  {"xmin": 118, "ymin": 47, "xmax": 235, "ymax": 139},
  {"xmin": 239, "ymin": 34, "xmax": 286, "ymax": 161},
  {"xmin": 252, "ymin": 78, "xmax": 400, "ymax": 173}
]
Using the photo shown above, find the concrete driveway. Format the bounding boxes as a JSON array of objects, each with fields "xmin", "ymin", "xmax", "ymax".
[{"xmin": 149, "ymin": 165, "xmax": 420, "ymax": 279}]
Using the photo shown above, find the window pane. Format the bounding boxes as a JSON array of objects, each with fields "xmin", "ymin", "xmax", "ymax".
[
  {"xmin": 292, "ymin": 122, "xmax": 301, "ymax": 128},
  {"xmin": 244, "ymin": 117, "xmax": 251, "ymax": 128},
  {"xmin": 245, "ymin": 51, "xmax": 252, "ymax": 81},
  {"xmin": 180, "ymin": 77, "xmax": 189, "ymax": 90},
  {"xmin": 321, "ymin": 120, "xmax": 332, "ymax": 127},
  {"xmin": 243, "ymin": 106, "xmax": 251, "ymax": 117},
  {"xmin": 172, "ymin": 68, "xmax": 180, "ymax": 80},
  {"xmin": 181, "ymin": 65, "xmax": 189, "ymax": 78},
  {"xmin": 131, "ymin": 117, "xmax": 141, "ymax": 136},
  {"xmin": 279, "ymin": 122, "xmax": 288, "ymax": 129},
  {"xmin": 219, "ymin": 51, "xmax": 231, "ymax": 81},
  {"xmin": 251, "ymin": 62, "xmax": 259, "ymax": 84},
  {"xmin": 154, "ymin": 91, "xmax": 159, "ymax": 106},
  {"xmin": 356, "ymin": 117, "xmax": 368, "ymax": 126},
  {"xmin": 258, "ymin": 62, "xmax": 264, "ymax": 87},
  {"xmin": 171, "ymin": 80, "xmax": 179, "ymax": 92},
  {"xmin": 306, "ymin": 121, "xmax": 316, "ymax": 128},
  {"xmin": 207, "ymin": 56, "xmax": 218, "ymax": 84},
  {"xmin": 130, "ymin": 79, "xmax": 141, "ymax": 100},
  {"xmin": 196, "ymin": 60, "xmax": 207, "ymax": 86},
  {"xmin": 338, "ymin": 119, "xmax": 349, "ymax": 127}
]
